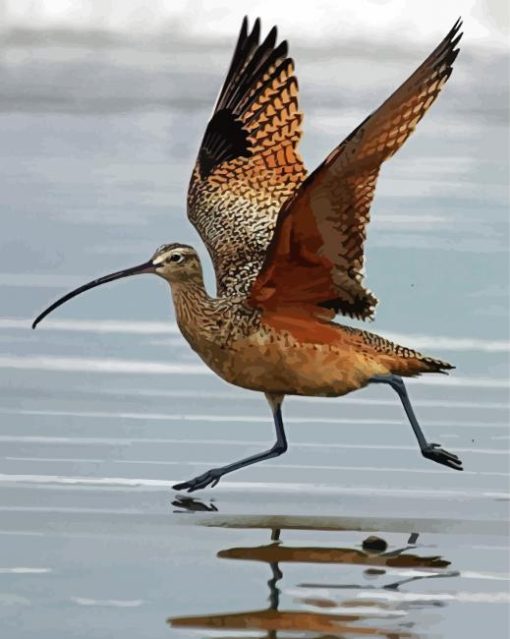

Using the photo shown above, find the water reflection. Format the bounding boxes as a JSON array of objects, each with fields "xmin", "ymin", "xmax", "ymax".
[
  {"xmin": 169, "ymin": 500, "xmax": 458, "ymax": 638},
  {"xmin": 172, "ymin": 495, "xmax": 218, "ymax": 512}
]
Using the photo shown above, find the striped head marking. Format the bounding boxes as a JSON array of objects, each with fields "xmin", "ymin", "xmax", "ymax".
[{"xmin": 152, "ymin": 243, "xmax": 202, "ymax": 283}]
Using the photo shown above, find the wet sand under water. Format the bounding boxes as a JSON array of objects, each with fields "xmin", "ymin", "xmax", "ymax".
[
  {"xmin": 0, "ymin": 482, "xmax": 508, "ymax": 639},
  {"xmin": 0, "ymin": 353, "xmax": 508, "ymax": 639}
]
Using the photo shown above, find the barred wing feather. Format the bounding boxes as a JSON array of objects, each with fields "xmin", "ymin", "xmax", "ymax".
[{"xmin": 249, "ymin": 20, "xmax": 462, "ymax": 320}]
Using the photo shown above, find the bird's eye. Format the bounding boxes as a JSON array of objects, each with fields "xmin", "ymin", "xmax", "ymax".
[{"xmin": 169, "ymin": 253, "xmax": 184, "ymax": 263}]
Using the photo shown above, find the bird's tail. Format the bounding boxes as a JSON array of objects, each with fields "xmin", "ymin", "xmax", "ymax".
[
  {"xmin": 403, "ymin": 354, "xmax": 455, "ymax": 375},
  {"xmin": 384, "ymin": 346, "xmax": 454, "ymax": 378},
  {"xmin": 385, "ymin": 344, "xmax": 455, "ymax": 377},
  {"xmin": 345, "ymin": 326, "xmax": 455, "ymax": 377}
]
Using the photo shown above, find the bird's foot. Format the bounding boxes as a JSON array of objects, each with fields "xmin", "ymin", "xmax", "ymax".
[
  {"xmin": 422, "ymin": 442, "xmax": 463, "ymax": 471},
  {"xmin": 173, "ymin": 468, "xmax": 223, "ymax": 493}
]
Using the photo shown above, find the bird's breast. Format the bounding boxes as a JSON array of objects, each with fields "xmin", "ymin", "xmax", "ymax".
[{"xmin": 184, "ymin": 319, "xmax": 381, "ymax": 397}]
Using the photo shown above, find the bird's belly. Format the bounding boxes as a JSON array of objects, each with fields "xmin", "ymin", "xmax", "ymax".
[{"xmin": 194, "ymin": 333, "xmax": 379, "ymax": 397}]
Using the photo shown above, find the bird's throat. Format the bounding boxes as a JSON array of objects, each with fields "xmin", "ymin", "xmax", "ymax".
[{"xmin": 169, "ymin": 279, "xmax": 219, "ymax": 346}]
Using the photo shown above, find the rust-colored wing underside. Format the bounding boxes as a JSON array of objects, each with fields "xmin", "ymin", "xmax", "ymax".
[
  {"xmin": 249, "ymin": 20, "xmax": 462, "ymax": 319},
  {"xmin": 187, "ymin": 18, "xmax": 306, "ymax": 297}
]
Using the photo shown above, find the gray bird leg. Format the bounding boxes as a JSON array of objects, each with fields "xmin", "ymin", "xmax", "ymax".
[
  {"xmin": 369, "ymin": 374, "xmax": 463, "ymax": 471},
  {"xmin": 173, "ymin": 393, "xmax": 287, "ymax": 492}
]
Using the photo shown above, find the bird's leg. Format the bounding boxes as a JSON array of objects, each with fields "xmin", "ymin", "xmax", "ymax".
[
  {"xmin": 369, "ymin": 374, "xmax": 463, "ymax": 471},
  {"xmin": 173, "ymin": 393, "xmax": 288, "ymax": 492}
]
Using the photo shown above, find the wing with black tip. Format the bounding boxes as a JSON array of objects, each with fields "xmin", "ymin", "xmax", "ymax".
[{"xmin": 187, "ymin": 17, "xmax": 306, "ymax": 297}]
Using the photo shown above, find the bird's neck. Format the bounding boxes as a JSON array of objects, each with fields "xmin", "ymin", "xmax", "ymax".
[{"xmin": 169, "ymin": 277, "xmax": 218, "ymax": 344}]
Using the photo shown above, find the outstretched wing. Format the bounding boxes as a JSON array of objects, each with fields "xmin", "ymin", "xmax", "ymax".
[
  {"xmin": 187, "ymin": 17, "xmax": 306, "ymax": 297},
  {"xmin": 248, "ymin": 20, "xmax": 463, "ymax": 319}
]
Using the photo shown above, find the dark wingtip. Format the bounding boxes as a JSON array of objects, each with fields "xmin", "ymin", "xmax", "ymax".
[
  {"xmin": 265, "ymin": 24, "xmax": 278, "ymax": 50},
  {"xmin": 239, "ymin": 16, "xmax": 248, "ymax": 38},
  {"xmin": 450, "ymin": 18, "xmax": 463, "ymax": 45},
  {"xmin": 449, "ymin": 17, "xmax": 463, "ymax": 36},
  {"xmin": 451, "ymin": 32, "xmax": 463, "ymax": 50},
  {"xmin": 277, "ymin": 39, "xmax": 289, "ymax": 59},
  {"xmin": 252, "ymin": 17, "xmax": 261, "ymax": 40}
]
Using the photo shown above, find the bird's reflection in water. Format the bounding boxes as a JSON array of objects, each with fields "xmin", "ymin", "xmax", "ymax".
[
  {"xmin": 169, "ymin": 498, "xmax": 458, "ymax": 638},
  {"xmin": 172, "ymin": 495, "xmax": 218, "ymax": 512}
]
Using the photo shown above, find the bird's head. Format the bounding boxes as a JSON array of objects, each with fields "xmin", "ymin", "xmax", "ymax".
[
  {"xmin": 32, "ymin": 242, "xmax": 202, "ymax": 329},
  {"xmin": 151, "ymin": 243, "xmax": 202, "ymax": 284}
]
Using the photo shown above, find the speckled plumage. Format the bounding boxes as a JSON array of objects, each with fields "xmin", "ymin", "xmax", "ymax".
[
  {"xmin": 170, "ymin": 267, "xmax": 453, "ymax": 398},
  {"xmin": 178, "ymin": 17, "xmax": 462, "ymax": 394},
  {"xmin": 248, "ymin": 19, "xmax": 462, "ymax": 319},
  {"xmin": 32, "ymin": 18, "xmax": 465, "ymax": 490},
  {"xmin": 188, "ymin": 17, "xmax": 306, "ymax": 298},
  {"xmin": 189, "ymin": 18, "xmax": 462, "ymax": 323},
  {"xmin": 164, "ymin": 18, "xmax": 464, "ymax": 487}
]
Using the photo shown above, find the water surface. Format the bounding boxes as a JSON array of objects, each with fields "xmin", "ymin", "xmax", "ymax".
[{"xmin": 0, "ymin": 20, "xmax": 509, "ymax": 639}]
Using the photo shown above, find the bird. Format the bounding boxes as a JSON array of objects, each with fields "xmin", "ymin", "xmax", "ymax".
[{"xmin": 32, "ymin": 17, "xmax": 464, "ymax": 492}]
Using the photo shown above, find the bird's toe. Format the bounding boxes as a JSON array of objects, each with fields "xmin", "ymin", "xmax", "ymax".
[
  {"xmin": 173, "ymin": 469, "xmax": 222, "ymax": 493},
  {"xmin": 422, "ymin": 443, "xmax": 463, "ymax": 471}
]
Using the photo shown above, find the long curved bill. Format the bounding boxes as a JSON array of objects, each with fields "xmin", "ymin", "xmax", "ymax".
[{"xmin": 32, "ymin": 260, "xmax": 155, "ymax": 329}]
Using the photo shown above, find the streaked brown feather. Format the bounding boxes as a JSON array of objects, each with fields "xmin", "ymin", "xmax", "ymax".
[
  {"xmin": 248, "ymin": 19, "xmax": 463, "ymax": 320},
  {"xmin": 188, "ymin": 17, "xmax": 306, "ymax": 298}
]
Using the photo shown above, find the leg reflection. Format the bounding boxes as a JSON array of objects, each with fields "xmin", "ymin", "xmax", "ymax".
[{"xmin": 168, "ymin": 525, "xmax": 455, "ymax": 637}]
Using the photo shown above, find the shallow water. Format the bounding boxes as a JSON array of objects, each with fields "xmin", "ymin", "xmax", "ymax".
[{"xmin": 0, "ymin": 21, "xmax": 509, "ymax": 639}]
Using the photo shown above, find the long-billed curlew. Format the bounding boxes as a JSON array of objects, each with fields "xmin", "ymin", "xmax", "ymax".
[{"xmin": 33, "ymin": 18, "xmax": 464, "ymax": 491}]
